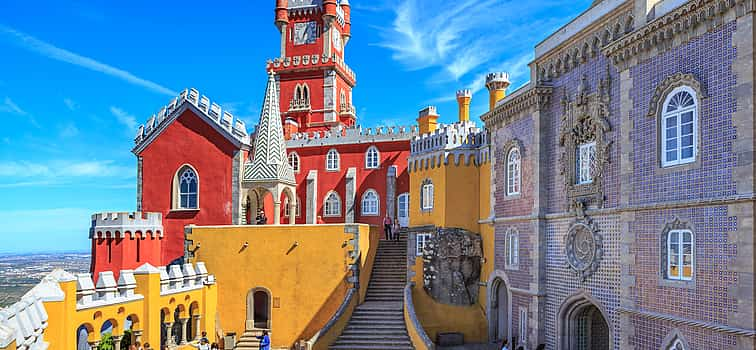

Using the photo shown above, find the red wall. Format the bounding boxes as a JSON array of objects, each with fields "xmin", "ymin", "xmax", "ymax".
[
  {"xmin": 139, "ymin": 110, "xmax": 238, "ymax": 265},
  {"xmin": 288, "ymin": 140, "xmax": 410, "ymax": 226},
  {"xmin": 91, "ymin": 235, "xmax": 163, "ymax": 279}
]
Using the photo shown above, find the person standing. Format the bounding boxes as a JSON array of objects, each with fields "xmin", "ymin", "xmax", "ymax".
[
  {"xmin": 383, "ymin": 215, "xmax": 393, "ymax": 240},
  {"xmin": 256, "ymin": 330, "xmax": 271, "ymax": 350},
  {"xmin": 393, "ymin": 218, "xmax": 400, "ymax": 241},
  {"xmin": 500, "ymin": 339, "xmax": 509, "ymax": 350}
]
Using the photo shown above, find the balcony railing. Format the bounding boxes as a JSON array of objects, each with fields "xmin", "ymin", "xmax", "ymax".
[{"xmin": 290, "ymin": 98, "xmax": 311, "ymax": 111}]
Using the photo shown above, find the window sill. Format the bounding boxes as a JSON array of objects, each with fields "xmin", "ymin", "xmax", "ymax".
[
  {"xmin": 503, "ymin": 193, "xmax": 522, "ymax": 201},
  {"xmin": 657, "ymin": 157, "xmax": 701, "ymax": 176},
  {"xmin": 326, "ymin": 169, "xmax": 340, "ymax": 173},
  {"xmin": 658, "ymin": 277, "xmax": 696, "ymax": 289},
  {"xmin": 362, "ymin": 213, "xmax": 380, "ymax": 217},
  {"xmin": 170, "ymin": 208, "xmax": 200, "ymax": 212},
  {"xmin": 505, "ymin": 265, "xmax": 519, "ymax": 271},
  {"xmin": 323, "ymin": 214, "xmax": 342, "ymax": 218}
]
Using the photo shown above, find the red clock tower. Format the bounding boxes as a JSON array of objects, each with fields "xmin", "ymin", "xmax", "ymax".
[{"xmin": 270, "ymin": 0, "xmax": 356, "ymax": 137}]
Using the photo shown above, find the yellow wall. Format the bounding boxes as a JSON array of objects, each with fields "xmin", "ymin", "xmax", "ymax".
[
  {"xmin": 41, "ymin": 268, "xmax": 216, "ymax": 349},
  {"xmin": 444, "ymin": 157, "xmax": 480, "ymax": 232},
  {"xmin": 477, "ymin": 162, "xmax": 494, "ymax": 311},
  {"xmin": 188, "ymin": 224, "xmax": 373, "ymax": 349},
  {"xmin": 410, "ymin": 160, "xmax": 446, "ymax": 228}
]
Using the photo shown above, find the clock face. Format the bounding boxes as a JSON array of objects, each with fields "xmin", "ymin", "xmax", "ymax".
[
  {"xmin": 294, "ymin": 21, "xmax": 317, "ymax": 45},
  {"xmin": 332, "ymin": 29, "xmax": 342, "ymax": 52}
]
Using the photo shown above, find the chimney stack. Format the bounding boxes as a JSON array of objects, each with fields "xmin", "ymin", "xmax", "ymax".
[
  {"xmin": 485, "ymin": 72, "xmax": 511, "ymax": 112},
  {"xmin": 456, "ymin": 89, "xmax": 472, "ymax": 122},
  {"xmin": 417, "ymin": 106, "xmax": 439, "ymax": 134}
]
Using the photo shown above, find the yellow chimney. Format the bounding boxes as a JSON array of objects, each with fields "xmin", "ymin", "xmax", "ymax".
[
  {"xmin": 456, "ymin": 89, "xmax": 472, "ymax": 122},
  {"xmin": 417, "ymin": 106, "xmax": 439, "ymax": 134},
  {"xmin": 485, "ymin": 72, "xmax": 511, "ymax": 111}
]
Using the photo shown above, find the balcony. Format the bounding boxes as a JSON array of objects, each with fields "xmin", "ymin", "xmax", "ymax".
[{"xmin": 289, "ymin": 98, "xmax": 311, "ymax": 112}]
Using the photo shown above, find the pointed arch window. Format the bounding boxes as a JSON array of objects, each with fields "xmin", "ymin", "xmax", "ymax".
[
  {"xmin": 324, "ymin": 191, "xmax": 341, "ymax": 217},
  {"xmin": 365, "ymin": 146, "xmax": 380, "ymax": 169},
  {"xmin": 661, "ymin": 87, "xmax": 698, "ymax": 167},
  {"xmin": 173, "ymin": 166, "xmax": 199, "ymax": 210},
  {"xmin": 361, "ymin": 189, "xmax": 380, "ymax": 216},
  {"xmin": 288, "ymin": 152, "xmax": 300, "ymax": 173},
  {"xmin": 507, "ymin": 148, "xmax": 521, "ymax": 195},
  {"xmin": 326, "ymin": 149, "xmax": 340, "ymax": 171},
  {"xmin": 668, "ymin": 339, "xmax": 686, "ymax": 350}
]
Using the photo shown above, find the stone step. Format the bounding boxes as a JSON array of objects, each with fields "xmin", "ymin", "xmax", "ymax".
[
  {"xmin": 330, "ymin": 345, "xmax": 414, "ymax": 350},
  {"xmin": 332, "ymin": 339, "xmax": 413, "ymax": 347}
]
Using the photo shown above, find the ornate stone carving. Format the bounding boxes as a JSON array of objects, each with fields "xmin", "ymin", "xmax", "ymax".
[
  {"xmin": 564, "ymin": 208, "xmax": 603, "ymax": 281},
  {"xmin": 558, "ymin": 69, "xmax": 612, "ymax": 211},
  {"xmin": 422, "ymin": 228, "xmax": 483, "ymax": 305},
  {"xmin": 647, "ymin": 73, "xmax": 706, "ymax": 118}
]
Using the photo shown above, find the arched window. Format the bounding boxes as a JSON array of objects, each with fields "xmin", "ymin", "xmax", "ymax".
[
  {"xmin": 507, "ymin": 148, "xmax": 521, "ymax": 195},
  {"xmin": 340, "ymin": 89, "xmax": 347, "ymax": 108},
  {"xmin": 668, "ymin": 339, "xmax": 686, "ymax": 350},
  {"xmin": 326, "ymin": 149, "xmax": 340, "ymax": 171},
  {"xmin": 506, "ymin": 229, "xmax": 519, "ymax": 269},
  {"xmin": 288, "ymin": 152, "xmax": 300, "ymax": 173},
  {"xmin": 284, "ymin": 197, "xmax": 300, "ymax": 217},
  {"xmin": 175, "ymin": 166, "xmax": 198, "ymax": 209},
  {"xmin": 666, "ymin": 229, "xmax": 694, "ymax": 281},
  {"xmin": 361, "ymin": 189, "xmax": 379, "ymax": 216},
  {"xmin": 302, "ymin": 84, "xmax": 310, "ymax": 103},
  {"xmin": 421, "ymin": 179, "xmax": 434, "ymax": 211},
  {"xmin": 295, "ymin": 85, "xmax": 302, "ymax": 100},
  {"xmin": 661, "ymin": 87, "xmax": 698, "ymax": 167},
  {"xmin": 365, "ymin": 146, "xmax": 380, "ymax": 169},
  {"xmin": 324, "ymin": 191, "xmax": 341, "ymax": 217}
]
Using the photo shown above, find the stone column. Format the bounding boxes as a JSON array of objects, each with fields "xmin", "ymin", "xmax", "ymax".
[
  {"xmin": 89, "ymin": 341, "xmax": 100, "ymax": 350},
  {"xmin": 133, "ymin": 330, "xmax": 143, "ymax": 344},
  {"xmin": 112, "ymin": 335, "xmax": 122, "ymax": 350},
  {"xmin": 345, "ymin": 167, "xmax": 357, "ymax": 223},
  {"xmin": 164, "ymin": 323, "xmax": 176, "ymax": 346},
  {"xmin": 178, "ymin": 318, "xmax": 189, "ymax": 345},
  {"xmin": 273, "ymin": 201, "xmax": 281, "ymax": 225},
  {"xmin": 289, "ymin": 202, "xmax": 297, "ymax": 225},
  {"xmin": 193, "ymin": 315, "xmax": 202, "ymax": 341},
  {"xmin": 306, "ymin": 170, "xmax": 318, "ymax": 224},
  {"xmin": 386, "ymin": 165, "xmax": 397, "ymax": 219}
]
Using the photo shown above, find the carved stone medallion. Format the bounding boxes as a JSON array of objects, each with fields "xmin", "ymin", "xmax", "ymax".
[{"xmin": 564, "ymin": 212, "xmax": 603, "ymax": 281}]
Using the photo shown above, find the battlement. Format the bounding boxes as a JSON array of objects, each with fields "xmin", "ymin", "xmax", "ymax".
[
  {"xmin": 456, "ymin": 89, "xmax": 472, "ymax": 99},
  {"xmin": 485, "ymin": 72, "xmax": 511, "ymax": 90},
  {"xmin": 0, "ymin": 293, "xmax": 48, "ymax": 349},
  {"xmin": 90, "ymin": 212, "xmax": 163, "ymax": 239},
  {"xmin": 267, "ymin": 53, "xmax": 356, "ymax": 82},
  {"xmin": 133, "ymin": 88, "xmax": 250, "ymax": 151},
  {"xmin": 286, "ymin": 124, "xmax": 418, "ymax": 148},
  {"xmin": 410, "ymin": 121, "xmax": 487, "ymax": 156},
  {"xmin": 418, "ymin": 106, "xmax": 438, "ymax": 118}
]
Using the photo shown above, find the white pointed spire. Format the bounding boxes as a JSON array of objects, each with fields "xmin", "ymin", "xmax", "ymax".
[{"xmin": 244, "ymin": 72, "xmax": 296, "ymax": 185}]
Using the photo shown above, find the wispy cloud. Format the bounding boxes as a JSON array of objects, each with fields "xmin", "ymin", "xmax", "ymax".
[
  {"xmin": 0, "ymin": 25, "xmax": 176, "ymax": 96},
  {"xmin": 63, "ymin": 98, "xmax": 78, "ymax": 111},
  {"xmin": 58, "ymin": 122, "xmax": 80, "ymax": 138},
  {"xmin": 110, "ymin": 106, "xmax": 137, "ymax": 133},
  {"xmin": 1, "ymin": 97, "xmax": 26, "ymax": 115},
  {"xmin": 373, "ymin": 0, "xmax": 580, "ymax": 101},
  {"xmin": 0, "ymin": 160, "xmax": 133, "ymax": 179}
]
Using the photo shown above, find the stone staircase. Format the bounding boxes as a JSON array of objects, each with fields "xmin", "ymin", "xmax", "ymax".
[
  {"xmin": 329, "ymin": 237, "xmax": 414, "ymax": 350},
  {"xmin": 235, "ymin": 329, "xmax": 268, "ymax": 350}
]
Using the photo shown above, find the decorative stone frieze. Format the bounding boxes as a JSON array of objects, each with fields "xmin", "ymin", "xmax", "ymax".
[
  {"xmin": 421, "ymin": 228, "xmax": 483, "ymax": 305},
  {"xmin": 481, "ymin": 85, "xmax": 553, "ymax": 129},
  {"xmin": 558, "ymin": 69, "xmax": 613, "ymax": 211}
]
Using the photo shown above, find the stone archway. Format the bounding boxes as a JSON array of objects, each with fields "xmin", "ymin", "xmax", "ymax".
[
  {"xmin": 557, "ymin": 291, "xmax": 612, "ymax": 350},
  {"xmin": 246, "ymin": 287, "xmax": 272, "ymax": 330},
  {"xmin": 486, "ymin": 270, "xmax": 512, "ymax": 345}
]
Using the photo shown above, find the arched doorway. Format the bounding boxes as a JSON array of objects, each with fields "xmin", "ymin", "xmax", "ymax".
[
  {"xmin": 490, "ymin": 278, "xmax": 510, "ymax": 343},
  {"xmin": 76, "ymin": 324, "xmax": 93, "ymax": 350},
  {"xmin": 558, "ymin": 292, "xmax": 612, "ymax": 350},
  {"xmin": 246, "ymin": 288, "xmax": 271, "ymax": 330}
]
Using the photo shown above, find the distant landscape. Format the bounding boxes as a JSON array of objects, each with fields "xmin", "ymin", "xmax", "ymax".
[{"xmin": 0, "ymin": 253, "xmax": 90, "ymax": 307}]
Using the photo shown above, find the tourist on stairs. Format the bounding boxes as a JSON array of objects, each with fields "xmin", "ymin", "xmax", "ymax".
[
  {"xmin": 383, "ymin": 215, "xmax": 393, "ymax": 240},
  {"xmin": 256, "ymin": 330, "xmax": 271, "ymax": 350}
]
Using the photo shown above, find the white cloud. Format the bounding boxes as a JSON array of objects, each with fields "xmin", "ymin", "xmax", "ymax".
[
  {"xmin": 1, "ymin": 97, "xmax": 26, "ymax": 115},
  {"xmin": 59, "ymin": 122, "xmax": 79, "ymax": 138},
  {"xmin": 110, "ymin": 106, "xmax": 137, "ymax": 132},
  {"xmin": 0, "ymin": 160, "xmax": 133, "ymax": 179},
  {"xmin": 0, "ymin": 25, "xmax": 176, "ymax": 96},
  {"xmin": 63, "ymin": 98, "xmax": 78, "ymax": 111}
]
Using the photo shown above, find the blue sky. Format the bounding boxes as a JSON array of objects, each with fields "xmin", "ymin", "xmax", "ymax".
[{"xmin": 0, "ymin": 0, "xmax": 592, "ymax": 253}]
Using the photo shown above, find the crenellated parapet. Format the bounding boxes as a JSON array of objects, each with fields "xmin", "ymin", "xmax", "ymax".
[
  {"xmin": 286, "ymin": 124, "xmax": 418, "ymax": 148},
  {"xmin": 267, "ymin": 53, "xmax": 356, "ymax": 83},
  {"xmin": 0, "ymin": 293, "xmax": 49, "ymax": 350},
  {"xmin": 133, "ymin": 88, "xmax": 250, "ymax": 154},
  {"xmin": 90, "ymin": 212, "xmax": 163, "ymax": 239},
  {"xmin": 409, "ymin": 120, "xmax": 490, "ymax": 172}
]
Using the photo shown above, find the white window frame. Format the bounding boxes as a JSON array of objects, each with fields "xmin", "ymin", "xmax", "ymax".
[
  {"xmin": 519, "ymin": 308, "xmax": 528, "ymax": 346},
  {"xmin": 361, "ymin": 189, "xmax": 380, "ymax": 216},
  {"xmin": 421, "ymin": 182, "xmax": 434, "ymax": 211},
  {"xmin": 668, "ymin": 339, "xmax": 686, "ymax": 350},
  {"xmin": 323, "ymin": 191, "xmax": 341, "ymax": 217},
  {"xmin": 284, "ymin": 197, "xmax": 301, "ymax": 218},
  {"xmin": 326, "ymin": 149, "xmax": 340, "ymax": 171},
  {"xmin": 365, "ymin": 146, "xmax": 380, "ymax": 169},
  {"xmin": 506, "ymin": 230, "xmax": 519, "ymax": 269},
  {"xmin": 174, "ymin": 165, "xmax": 199, "ymax": 210},
  {"xmin": 288, "ymin": 152, "xmax": 300, "ymax": 173},
  {"xmin": 416, "ymin": 233, "xmax": 431, "ymax": 256},
  {"xmin": 666, "ymin": 229, "xmax": 694, "ymax": 281},
  {"xmin": 506, "ymin": 148, "xmax": 521, "ymax": 196},
  {"xmin": 576, "ymin": 142, "xmax": 596, "ymax": 185},
  {"xmin": 661, "ymin": 86, "xmax": 698, "ymax": 167}
]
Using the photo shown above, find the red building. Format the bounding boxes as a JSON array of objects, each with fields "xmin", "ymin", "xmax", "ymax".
[{"xmin": 90, "ymin": 0, "xmax": 417, "ymax": 278}]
